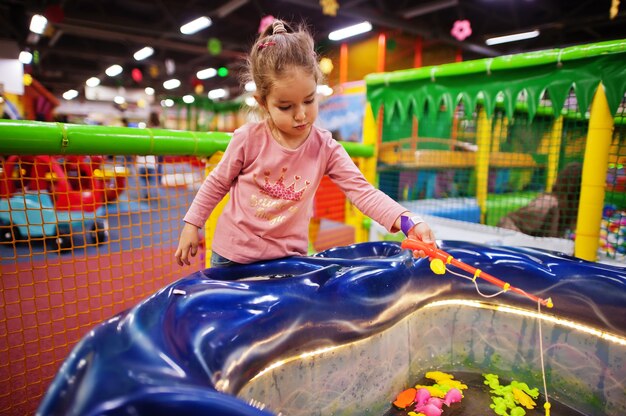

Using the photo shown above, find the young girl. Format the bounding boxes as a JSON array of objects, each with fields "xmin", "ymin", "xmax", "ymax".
[{"xmin": 175, "ymin": 19, "xmax": 435, "ymax": 267}]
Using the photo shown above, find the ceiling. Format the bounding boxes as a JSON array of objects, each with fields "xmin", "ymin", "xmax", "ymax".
[{"xmin": 2, "ymin": 0, "xmax": 625, "ymax": 102}]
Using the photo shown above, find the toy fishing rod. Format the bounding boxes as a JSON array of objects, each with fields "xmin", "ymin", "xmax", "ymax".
[{"xmin": 401, "ymin": 238, "xmax": 553, "ymax": 308}]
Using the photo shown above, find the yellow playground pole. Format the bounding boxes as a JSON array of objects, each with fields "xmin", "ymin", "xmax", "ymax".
[
  {"xmin": 346, "ymin": 102, "xmax": 378, "ymax": 243},
  {"xmin": 204, "ymin": 152, "xmax": 228, "ymax": 268},
  {"xmin": 490, "ymin": 112, "xmax": 507, "ymax": 153},
  {"xmin": 475, "ymin": 107, "xmax": 493, "ymax": 224},
  {"xmin": 575, "ymin": 83, "xmax": 613, "ymax": 261},
  {"xmin": 361, "ymin": 104, "xmax": 378, "ymax": 186},
  {"xmin": 545, "ymin": 115, "xmax": 564, "ymax": 192}
]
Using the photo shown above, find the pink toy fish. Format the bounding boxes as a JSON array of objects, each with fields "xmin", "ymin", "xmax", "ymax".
[
  {"xmin": 415, "ymin": 388, "xmax": 431, "ymax": 406},
  {"xmin": 417, "ymin": 403, "xmax": 443, "ymax": 416},
  {"xmin": 444, "ymin": 388, "xmax": 463, "ymax": 406},
  {"xmin": 428, "ymin": 397, "xmax": 444, "ymax": 408},
  {"xmin": 413, "ymin": 389, "xmax": 444, "ymax": 416},
  {"xmin": 413, "ymin": 386, "xmax": 463, "ymax": 415}
]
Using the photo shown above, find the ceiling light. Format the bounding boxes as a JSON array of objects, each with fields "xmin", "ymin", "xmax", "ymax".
[
  {"xmin": 19, "ymin": 51, "xmax": 33, "ymax": 65},
  {"xmin": 29, "ymin": 14, "xmax": 48, "ymax": 35},
  {"xmin": 163, "ymin": 79, "xmax": 181, "ymax": 90},
  {"xmin": 105, "ymin": 64, "xmax": 123, "ymax": 77},
  {"xmin": 114, "ymin": 96, "xmax": 125, "ymax": 104},
  {"xmin": 208, "ymin": 88, "xmax": 227, "ymax": 100},
  {"xmin": 134, "ymin": 47, "xmax": 154, "ymax": 61},
  {"xmin": 86, "ymin": 77, "xmax": 100, "ymax": 87},
  {"xmin": 197, "ymin": 67, "xmax": 217, "ymax": 79},
  {"xmin": 485, "ymin": 30, "xmax": 540, "ymax": 45},
  {"xmin": 161, "ymin": 99, "xmax": 174, "ymax": 107},
  {"xmin": 62, "ymin": 89, "xmax": 79, "ymax": 100},
  {"xmin": 244, "ymin": 81, "xmax": 256, "ymax": 92},
  {"xmin": 245, "ymin": 96, "xmax": 257, "ymax": 106},
  {"xmin": 182, "ymin": 95, "xmax": 195, "ymax": 104},
  {"xmin": 328, "ymin": 22, "xmax": 372, "ymax": 41},
  {"xmin": 145, "ymin": 87, "xmax": 155, "ymax": 96},
  {"xmin": 180, "ymin": 16, "xmax": 212, "ymax": 35}
]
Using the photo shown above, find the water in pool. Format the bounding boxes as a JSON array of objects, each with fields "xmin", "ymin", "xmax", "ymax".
[{"xmin": 384, "ymin": 372, "xmax": 586, "ymax": 416}]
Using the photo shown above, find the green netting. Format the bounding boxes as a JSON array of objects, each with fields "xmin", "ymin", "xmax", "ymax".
[{"xmin": 369, "ymin": 40, "xmax": 624, "ymax": 261}]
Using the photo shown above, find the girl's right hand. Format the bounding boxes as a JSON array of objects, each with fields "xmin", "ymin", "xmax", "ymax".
[{"xmin": 175, "ymin": 223, "xmax": 200, "ymax": 266}]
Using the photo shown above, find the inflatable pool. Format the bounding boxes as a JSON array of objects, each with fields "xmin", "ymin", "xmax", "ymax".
[{"xmin": 37, "ymin": 241, "xmax": 626, "ymax": 415}]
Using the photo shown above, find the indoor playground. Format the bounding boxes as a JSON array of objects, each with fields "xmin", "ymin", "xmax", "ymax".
[{"xmin": 1, "ymin": 3, "xmax": 626, "ymax": 416}]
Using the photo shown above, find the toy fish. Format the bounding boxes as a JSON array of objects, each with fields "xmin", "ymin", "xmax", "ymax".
[{"xmin": 393, "ymin": 387, "xmax": 417, "ymax": 409}]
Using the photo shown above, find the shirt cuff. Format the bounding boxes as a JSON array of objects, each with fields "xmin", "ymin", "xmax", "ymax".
[
  {"xmin": 400, "ymin": 214, "xmax": 424, "ymax": 236},
  {"xmin": 182, "ymin": 213, "xmax": 204, "ymax": 229}
]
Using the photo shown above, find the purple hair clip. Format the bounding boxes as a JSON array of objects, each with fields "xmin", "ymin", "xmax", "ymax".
[{"xmin": 258, "ymin": 41, "xmax": 276, "ymax": 50}]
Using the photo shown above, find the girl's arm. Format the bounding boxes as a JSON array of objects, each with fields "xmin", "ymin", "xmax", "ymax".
[
  {"xmin": 176, "ymin": 131, "xmax": 246, "ymax": 266},
  {"xmin": 324, "ymin": 139, "xmax": 436, "ymax": 256}
]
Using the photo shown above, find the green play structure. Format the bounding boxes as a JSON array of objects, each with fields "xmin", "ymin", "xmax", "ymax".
[{"xmin": 364, "ymin": 39, "xmax": 626, "ymax": 262}]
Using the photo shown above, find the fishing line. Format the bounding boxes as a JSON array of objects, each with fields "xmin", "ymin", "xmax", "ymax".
[
  {"xmin": 538, "ymin": 300, "xmax": 551, "ymax": 416},
  {"xmin": 446, "ymin": 265, "xmax": 552, "ymax": 415},
  {"xmin": 401, "ymin": 238, "xmax": 554, "ymax": 414},
  {"xmin": 446, "ymin": 267, "xmax": 506, "ymax": 298}
]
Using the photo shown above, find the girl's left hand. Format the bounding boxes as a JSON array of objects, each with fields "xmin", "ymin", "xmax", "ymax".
[{"xmin": 407, "ymin": 222, "xmax": 437, "ymax": 258}]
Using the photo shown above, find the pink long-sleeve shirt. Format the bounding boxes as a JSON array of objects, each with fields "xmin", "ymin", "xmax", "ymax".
[{"xmin": 183, "ymin": 120, "xmax": 408, "ymax": 264}]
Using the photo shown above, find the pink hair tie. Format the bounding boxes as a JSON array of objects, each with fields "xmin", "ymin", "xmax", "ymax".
[{"xmin": 258, "ymin": 41, "xmax": 276, "ymax": 50}]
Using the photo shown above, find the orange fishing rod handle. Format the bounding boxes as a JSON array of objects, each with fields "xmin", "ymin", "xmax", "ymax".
[{"xmin": 400, "ymin": 238, "xmax": 439, "ymax": 258}]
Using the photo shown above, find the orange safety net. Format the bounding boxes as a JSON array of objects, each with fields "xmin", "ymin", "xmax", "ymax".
[
  {"xmin": 0, "ymin": 152, "xmax": 356, "ymax": 415},
  {"xmin": 0, "ymin": 155, "xmax": 209, "ymax": 415}
]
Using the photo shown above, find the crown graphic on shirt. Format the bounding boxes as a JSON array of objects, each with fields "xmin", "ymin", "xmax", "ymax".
[{"xmin": 254, "ymin": 167, "xmax": 310, "ymax": 201}]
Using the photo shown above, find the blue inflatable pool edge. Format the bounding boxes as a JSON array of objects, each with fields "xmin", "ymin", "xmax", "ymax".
[{"xmin": 37, "ymin": 241, "xmax": 626, "ymax": 416}]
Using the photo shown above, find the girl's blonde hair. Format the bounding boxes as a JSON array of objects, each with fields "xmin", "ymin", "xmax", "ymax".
[{"xmin": 242, "ymin": 19, "xmax": 322, "ymax": 105}]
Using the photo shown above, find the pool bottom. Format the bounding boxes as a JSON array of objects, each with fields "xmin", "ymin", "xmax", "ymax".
[
  {"xmin": 238, "ymin": 300, "xmax": 624, "ymax": 415},
  {"xmin": 383, "ymin": 372, "xmax": 585, "ymax": 416}
]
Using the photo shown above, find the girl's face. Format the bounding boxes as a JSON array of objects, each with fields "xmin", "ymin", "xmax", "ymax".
[{"xmin": 259, "ymin": 66, "xmax": 318, "ymax": 145}]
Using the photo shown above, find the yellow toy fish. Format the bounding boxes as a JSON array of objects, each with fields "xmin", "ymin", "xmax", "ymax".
[{"xmin": 513, "ymin": 387, "xmax": 537, "ymax": 409}]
